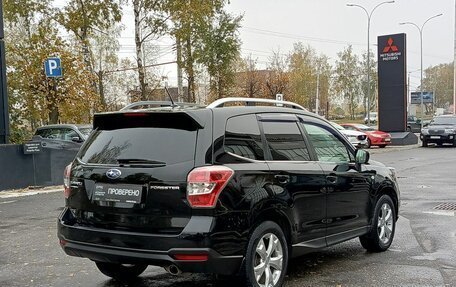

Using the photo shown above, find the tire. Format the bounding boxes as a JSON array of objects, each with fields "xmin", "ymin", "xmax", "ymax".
[
  {"xmin": 95, "ymin": 262, "xmax": 147, "ymax": 281},
  {"xmin": 422, "ymin": 139, "xmax": 428, "ymax": 147},
  {"xmin": 453, "ymin": 137, "xmax": 456, "ymax": 147},
  {"xmin": 365, "ymin": 138, "xmax": 371, "ymax": 148},
  {"xmin": 379, "ymin": 145, "xmax": 386, "ymax": 148},
  {"xmin": 243, "ymin": 221, "xmax": 288, "ymax": 287},
  {"xmin": 359, "ymin": 195, "xmax": 396, "ymax": 252}
]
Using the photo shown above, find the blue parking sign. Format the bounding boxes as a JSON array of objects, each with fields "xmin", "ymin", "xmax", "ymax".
[{"xmin": 44, "ymin": 57, "xmax": 62, "ymax": 78}]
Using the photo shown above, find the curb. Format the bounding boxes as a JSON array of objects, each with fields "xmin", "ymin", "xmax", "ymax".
[{"xmin": 0, "ymin": 187, "xmax": 63, "ymax": 199}]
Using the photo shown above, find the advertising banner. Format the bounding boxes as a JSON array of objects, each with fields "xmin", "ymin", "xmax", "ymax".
[{"xmin": 410, "ymin": 92, "xmax": 434, "ymax": 104}]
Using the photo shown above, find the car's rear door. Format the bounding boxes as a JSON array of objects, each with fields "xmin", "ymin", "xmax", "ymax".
[
  {"xmin": 299, "ymin": 116, "xmax": 372, "ymax": 245},
  {"xmin": 258, "ymin": 113, "xmax": 327, "ymax": 246}
]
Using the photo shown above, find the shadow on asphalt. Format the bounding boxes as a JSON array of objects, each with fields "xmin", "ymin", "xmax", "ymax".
[
  {"xmin": 97, "ymin": 273, "xmax": 243, "ymax": 287},
  {"xmin": 95, "ymin": 243, "xmax": 371, "ymax": 287}
]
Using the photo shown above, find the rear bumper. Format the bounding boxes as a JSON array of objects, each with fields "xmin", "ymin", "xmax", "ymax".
[
  {"xmin": 59, "ymin": 239, "xmax": 242, "ymax": 274},
  {"xmin": 57, "ymin": 208, "xmax": 244, "ymax": 275}
]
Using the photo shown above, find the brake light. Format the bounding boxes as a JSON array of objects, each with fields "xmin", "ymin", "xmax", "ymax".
[
  {"xmin": 63, "ymin": 163, "xmax": 72, "ymax": 198},
  {"xmin": 187, "ymin": 166, "xmax": 234, "ymax": 208}
]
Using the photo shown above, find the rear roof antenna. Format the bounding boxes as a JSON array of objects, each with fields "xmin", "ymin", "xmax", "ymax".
[{"xmin": 163, "ymin": 79, "xmax": 177, "ymax": 108}]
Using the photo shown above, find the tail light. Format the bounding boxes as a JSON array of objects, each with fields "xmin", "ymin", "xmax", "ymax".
[
  {"xmin": 63, "ymin": 163, "xmax": 72, "ymax": 198},
  {"xmin": 187, "ymin": 166, "xmax": 234, "ymax": 208}
]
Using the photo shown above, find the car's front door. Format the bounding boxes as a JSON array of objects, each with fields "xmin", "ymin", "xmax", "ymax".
[
  {"xmin": 299, "ymin": 117, "xmax": 373, "ymax": 246},
  {"xmin": 258, "ymin": 113, "xmax": 327, "ymax": 247}
]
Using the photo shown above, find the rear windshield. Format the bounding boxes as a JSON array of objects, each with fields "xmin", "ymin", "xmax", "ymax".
[{"xmin": 78, "ymin": 127, "xmax": 197, "ymax": 165}]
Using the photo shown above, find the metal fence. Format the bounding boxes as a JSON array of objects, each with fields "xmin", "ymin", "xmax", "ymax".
[{"xmin": 0, "ymin": 144, "xmax": 77, "ymax": 191}]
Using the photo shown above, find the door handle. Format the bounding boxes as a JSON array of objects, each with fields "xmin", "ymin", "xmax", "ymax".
[
  {"xmin": 326, "ymin": 175, "xmax": 338, "ymax": 184},
  {"xmin": 274, "ymin": 174, "xmax": 290, "ymax": 184}
]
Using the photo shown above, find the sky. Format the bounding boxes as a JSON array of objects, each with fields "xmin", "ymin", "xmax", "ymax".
[
  {"xmin": 225, "ymin": 0, "xmax": 454, "ymax": 91},
  {"xmin": 56, "ymin": 0, "xmax": 455, "ymax": 90}
]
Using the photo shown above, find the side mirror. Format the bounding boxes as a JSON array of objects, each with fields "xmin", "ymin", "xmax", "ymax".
[
  {"xmin": 71, "ymin": 136, "xmax": 83, "ymax": 143},
  {"xmin": 355, "ymin": 149, "xmax": 369, "ymax": 165}
]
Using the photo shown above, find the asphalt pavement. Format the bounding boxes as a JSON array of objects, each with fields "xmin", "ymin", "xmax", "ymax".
[{"xmin": 0, "ymin": 145, "xmax": 455, "ymax": 287}]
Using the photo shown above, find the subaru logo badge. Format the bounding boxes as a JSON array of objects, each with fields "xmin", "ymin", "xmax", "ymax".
[{"xmin": 106, "ymin": 169, "xmax": 121, "ymax": 179}]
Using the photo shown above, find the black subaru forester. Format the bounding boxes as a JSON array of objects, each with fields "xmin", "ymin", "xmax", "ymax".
[{"xmin": 58, "ymin": 98, "xmax": 400, "ymax": 287}]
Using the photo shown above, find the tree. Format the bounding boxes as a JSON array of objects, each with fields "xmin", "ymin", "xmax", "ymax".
[
  {"xmin": 265, "ymin": 50, "xmax": 289, "ymax": 99},
  {"xmin": 360, "ymin": 51, "xmax": 378, "ymax": 115},
  {"xmin": 199, "ymin": 11, "xmax": 242, "ymax": 100},
  {"xmin": 132, "ymin": 0, "xmax": 168, "ymax": 100},
  {"xmin": 3, "ymin": 0, "xmax": 51, "ymax": 38},
  {"xmin": 167, "ymin": 0, "xmax": 226, "ymax": 102},
  {"xmin": 7, "ymin": 22, "xmax": 99, "ymax": 132},
  {"xmin": 334, "ymin": 45, "xmax": 361, "ymax": 120},
  {"xmin": 237, "ymin": 56, "xmax": 264, "ymax": 98},
  {"xmin": 57, "ymin": 0, "xmax": 123, "ymax": 107},
  {"xmin": 287, "ymin": 43, "xmax": 317, "ymax": 108},
  {"xmin": 422, "ymin": 62, "xmax": 454, "ymax": 109}
]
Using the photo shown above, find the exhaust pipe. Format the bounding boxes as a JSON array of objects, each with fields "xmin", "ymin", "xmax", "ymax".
[{"xmin": 164, "ymin": 264, "xmax": 182, "ymax": 275}]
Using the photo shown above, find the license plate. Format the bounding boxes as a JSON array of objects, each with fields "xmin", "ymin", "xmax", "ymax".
[
  {"xmin": 93, "ymin": 183, "xmax": 143, "ymax": 204},
  {"xmin": 430, "ymin": 136, "xmax": 440, "ymax": 139},
  {"xmin": 384, "ymin": 138, "xmax": 391, "ymax": 142}
]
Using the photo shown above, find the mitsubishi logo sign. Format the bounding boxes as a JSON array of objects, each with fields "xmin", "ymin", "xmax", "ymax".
[
  {"xmin": 380, "ymin": 37, "xmax": 402, "ymax": 62},
  {"xmin": 383, "ymin": 37, "xmax": 399, "ymax": 53}
]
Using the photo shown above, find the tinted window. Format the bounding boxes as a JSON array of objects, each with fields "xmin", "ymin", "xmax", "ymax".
[
  {"xmin": 224, "ymin": 115, "xmax": 264, "ymax": 160},
  {"xmin": 262, "ymin": 121, "xmax": 310, "ymax": 161},
  {"xmin": 303, "ymin": 123, "xmax": 352, "ymax": 163},
  {"xmin": 78, "ymin": 127, "xmax": 196, "ymax": 165}
]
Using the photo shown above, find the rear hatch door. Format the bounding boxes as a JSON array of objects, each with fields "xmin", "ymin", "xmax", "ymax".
[{"xmin": 69, "ymin": 112, "xmax": 203, "ymax": 234}]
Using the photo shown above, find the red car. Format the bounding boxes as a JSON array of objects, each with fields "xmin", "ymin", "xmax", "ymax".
[{"xmin": 341, "ymin": 124, "xmax": 392, "ymax": 148}]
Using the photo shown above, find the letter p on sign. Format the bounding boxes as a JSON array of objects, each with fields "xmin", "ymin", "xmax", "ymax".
[{"xmin": 45, "ymin": 57, "xmax": 62, "ymax": 78}]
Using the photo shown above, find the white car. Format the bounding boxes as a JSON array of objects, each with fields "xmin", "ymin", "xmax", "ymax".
[
  {"xmin": 331, "ymin": 122, "xmax": 368, "ymax": 148},
  {"xmin": 364, "ymin": 112, "xmax": 378, "ymax": 124}
]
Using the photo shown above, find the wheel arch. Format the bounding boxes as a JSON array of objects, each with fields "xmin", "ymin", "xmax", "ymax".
[
  {"xmin": 250, "ymin": 206, "xmax": 294, "ymax": 250},
  {"xmin": 377, "ymin": 186, "xmax": 399, "ymax": 220}
]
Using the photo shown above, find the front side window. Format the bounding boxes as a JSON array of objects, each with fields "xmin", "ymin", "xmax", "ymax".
[
  {"xmin": 224, "ymin": 115, "xmax": 264, "ymax": 160},
  {"xmin": 303, "ymin": 123, "xmax": 352, "ymax": 163},
  {"xmin": 262, "ymin": 121, "xmax": 310, "ymax": 161},
  {"xmin": 60, "ymin": 128, "xmax": 78, "ymax": 141}
]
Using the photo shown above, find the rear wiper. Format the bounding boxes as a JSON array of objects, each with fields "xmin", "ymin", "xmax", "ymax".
[{"xmin": 116, "ymin": 158, "xmax": 166, "ymax": 167}]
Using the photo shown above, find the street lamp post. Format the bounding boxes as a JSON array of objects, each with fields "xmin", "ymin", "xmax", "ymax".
[
  {"xmin": 400, "ymin": 13, "xmax": 443, "ymax": 123},
  {"xmin": 347, "ymin": 1, "xmax": 395, "ymax": 126}
]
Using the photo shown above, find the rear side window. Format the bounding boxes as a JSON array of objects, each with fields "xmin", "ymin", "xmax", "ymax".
[
  {"xmin": 262, "ymin": 121, "xmax": 310, "ymax": 161},
  {"xmin": 78, "ymin": 127, "xmax": 197, "ymax": 165},
  {"xmin": 224, "ymin": 115, "xmax": 264, "ymax": 160}
]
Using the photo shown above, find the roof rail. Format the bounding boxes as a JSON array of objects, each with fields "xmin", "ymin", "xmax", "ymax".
[
  {"xmin": 120, "ymin": 101, "xmax": 203, "ymax": 111},
  {"xmin": 206, "ymin": 97, "xmax": 307, "ymax": 111}
]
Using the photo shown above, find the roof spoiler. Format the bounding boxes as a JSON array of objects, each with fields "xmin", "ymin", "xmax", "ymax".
[{"xmin": 93, "ymin": 111, "xmax": 205, "ymax": 131}]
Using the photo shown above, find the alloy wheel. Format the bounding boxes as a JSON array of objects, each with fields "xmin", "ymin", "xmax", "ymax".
[
  {"xmin": 377, "ymin": 203, "xmax": 394, "ymax": 244},
  {"xmin": 253, "ymin": 233, "xmax": 284, "ymax": 287}
]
